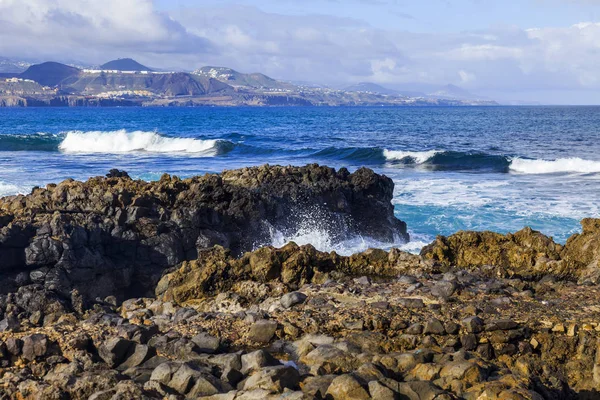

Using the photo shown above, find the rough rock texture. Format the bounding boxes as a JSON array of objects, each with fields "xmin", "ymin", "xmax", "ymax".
[
  {"xmin": 1, "ymin": 257, "xmax": 600, "ymax": 399},
  {"xmin": 561, "ymin": 218, "xmax": 600, "ymax": 283},
  {"xmin": 156, "ymin": 243, "xmax": 424, "ymax": 304},
  {"xmin": 0, "ymin": 165, "xmax": 407, "ymax": 301}
]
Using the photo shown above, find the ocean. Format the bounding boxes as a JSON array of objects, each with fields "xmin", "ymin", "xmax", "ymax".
[{"xmin": 0, "ymin": 106, "xmax": 599, "ymax": 255}]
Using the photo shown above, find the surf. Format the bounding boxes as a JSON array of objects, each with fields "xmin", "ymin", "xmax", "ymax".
[{"xmin": 58, "ymin": 130, "xmax": 232, "ymax": 155}]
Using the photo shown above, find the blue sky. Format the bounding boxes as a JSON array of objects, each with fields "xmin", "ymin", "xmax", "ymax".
[{"xmin": 3, "ymin": 0, "xmax": 600, "ymax": 104}]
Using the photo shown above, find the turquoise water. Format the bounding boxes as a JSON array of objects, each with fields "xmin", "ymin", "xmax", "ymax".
[{"xmin": 0, "ymin": 106, "xmax": 599, "ymax": 253}]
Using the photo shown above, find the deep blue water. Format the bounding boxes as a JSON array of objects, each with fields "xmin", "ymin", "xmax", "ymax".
[{"xmin": 0, "ymin": 106, "xmax": 599, "ymax": 254}]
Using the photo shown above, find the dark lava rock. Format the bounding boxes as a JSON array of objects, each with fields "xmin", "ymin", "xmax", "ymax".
[{"xmin": 0, "ymin": 165, "xmax": 408, "ymax": 302}]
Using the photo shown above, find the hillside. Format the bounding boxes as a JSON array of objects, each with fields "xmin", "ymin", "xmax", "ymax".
[
  {"xmin": 0, "ymin": 58, "xmax": 30, "ymax": 73},
  {"xmin": 64, "ymin": 72, "xmax": 231, "ymax": 96},
  {"xmin": 100, "ymin": 58, "xmax": 152, "ymax": 71},
  {"xmin": 20, "ymin": 62, "xmax": 80, "ymax": 87},
  {"xmin": 344, "ymin": 82, "xmax": 402, "ymax": 96},
  {"xmin": 193, "ymin": 66, "xmax": 295, "ymax": 90},
  {"xmin": 428, "ymin": 84, "xmax": 488, "ymax": 101}
]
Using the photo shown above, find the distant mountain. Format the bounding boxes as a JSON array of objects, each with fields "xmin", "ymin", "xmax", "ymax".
[
  {"xmin": 428, "ymin": 84, "xmax": 488, "ymax": 101},
  {"xmin": 100, "ymin": 58, "xmax": 152, "ymax": 72},
  {"xmin": 20, "ymin": 62, "xmax": 81, "ymax": 87},
  {"xmin": 0, "ymin": 58, "xmax": 31, "ymax": 73},
  {"xmin": 344, "ymin": 82, "xmax": 401, "ymax": 96},
  {"xmin": 193, "ymin": 66, "xmax": 294, "ymax": 90}
]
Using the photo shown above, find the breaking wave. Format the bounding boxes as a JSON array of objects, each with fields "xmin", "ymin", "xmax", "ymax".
[
  {"xmin": 0, "ymin": 131, "xmax": 234, "ymax": 155},
  {"xmin": 384, "ymin": 149, "xmax": 600, "ymax": 174},
  {"xmin": 58, "ymin": 130, "xmax": 233, "ymax": 155},
  {"xmin": 510, "ymin": 157, "xmax": 600, "ymax": 174}
]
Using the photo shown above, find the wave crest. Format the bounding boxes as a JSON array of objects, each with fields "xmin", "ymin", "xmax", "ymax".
[
  {"xmin": 58, "ymin": 130, "xmax": 232, "ymax": 155},
  {"xmin": 384, "ymin": 149, "xmax": 511, "ymax": 172},
  {"xmin": 510, "ymin": 157, "xmax": 600, "ymax": 174}
]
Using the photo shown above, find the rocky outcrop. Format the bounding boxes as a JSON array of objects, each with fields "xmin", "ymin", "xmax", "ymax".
[
  {"xmin": 0, "ymin": 165, "xmax": 408, "ymax": 302},
  {"xmin": 421, "ymin": 220, "xmax": 600, "ymax": 282},
  {"xmin": 561, "ymin": 218, "xmax": 600, "ymax": 283},
  {"xmin": 155, "ymin": 243, "xmax": 424, "ymax": 304},
  {"xmin": 421, "ymin": 227, "xmax": 567, "ymax": 279}
]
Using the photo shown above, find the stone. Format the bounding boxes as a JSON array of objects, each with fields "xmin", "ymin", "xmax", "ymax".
[
  {"xmin": 241, "ymin": 350, "xmax": 281, "ymax": 375},
  {"xmin": 462, "ymin": 316, "xmax": 485, "ymax": 333},
  {"xmin": 98, "ymin": 338, "xmax": 136, "ymax": 368},
  {"xmin": 21, "ymin": 334, "xmax": 49, "ymax": 361},
  {"xmin": 242, "ymin": 365, "xmax": 300, "ymax": 392},
  {"xmin": 118, "ymin": 344, "xmax": 156, "ymax": 370},
  {"xmin": 406, "ymin": 323, "xmax": 424, "ymax": 335},
  {"xmin": 191, "ymin": 332, "xmax": 220, "ymax": 354},
  {"xmin": 395, "ymin": 381, "xmax": 448, "ymax": 400},
  {"xmin": 248, "ymin": 320, "xmax": 278, "ymax": 343},
  {"xmin": 486, "ymin": 319, "xmax": 518, "ymax": 331},
  {"xmin": 280, "ymin": 292, "xmax": 308, "ymax": 309},
  {"xmin": 423, "ymin": 319, "xmax": 446, "ymax": 335},
  {"xmin": 0, "ymin": 317, "xmax": 20, "ymax": 332},
  {"xmin": 150, "ymin": 362, "xmax": 180, "ymax": 385},
  {"xmin": 431, "ymin": 281, "xmax": 457, "ymax": 299},
  {"xmin": 301, "ymin": 345, "xmax": 357, "ymax": 376},
  {"xmin": 325, "ymin": 374, "xmax": 370, "ymax": 400},
  {"xmin": 301, "ymin": 375, "xmax": 336, "ymax": 399},
  {"xmin": 398, "ymin": 298, "xmax": 425, "ymax": 309},
  {"xmin": 368, "ymin": 380, "xmax": 399, "ymax": 400},
  {"xmin": 5, "ymin": 337, "xmax": 23, "ymax": 356},
  {"xmin": 460, "ymin": 334, "xmax": 478, "ymax": 351}
]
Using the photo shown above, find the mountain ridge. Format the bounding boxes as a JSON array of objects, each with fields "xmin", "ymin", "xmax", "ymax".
[{"xmin": 1, "ymin": 58, "xmax": 498, "ymax": 107}]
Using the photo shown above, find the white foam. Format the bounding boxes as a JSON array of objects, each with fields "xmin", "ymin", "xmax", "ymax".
[
  {"xmin": 0, "ymin": 181, "xmax": 26, "ymax": 197},
  {"xmin": 268, "ymin": 222, "xmax": 416, "ymax": 256},
  {"xmin": 383, "ymin": 149, "xmax": 440, "ymax": 164},
  {"xmin": 58, "ymin": 130, "xmax": 220, "ymax": 155},
  {"xmin": 510, "ymin": 157, "xmax": 600, "ymax": 174}
]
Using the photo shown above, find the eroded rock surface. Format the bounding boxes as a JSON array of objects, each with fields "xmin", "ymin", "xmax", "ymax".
[{"xmin": 0, "ymin": 165, "xmax": 407, "ymax": 301}]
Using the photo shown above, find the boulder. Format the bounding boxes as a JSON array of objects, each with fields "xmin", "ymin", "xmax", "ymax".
[
  {"xmin": 325, "ymin": 374, "xmax": 370, "ymax": 400},
  {"xmin": 280, "ymin": 292, "xmax": 308, "ymax": 309},
  {"xmin": 248, "ymin": 320, "xmax": 278, "ymax": 344},
  {"xmin": 21, "ymin": 334, "xmax": 49, "ymax": 361}
]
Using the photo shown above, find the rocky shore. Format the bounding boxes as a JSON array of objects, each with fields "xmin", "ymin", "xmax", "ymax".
[{"xmin": 0, "ymin": 165, "xmax": 599, "ymax": 399}]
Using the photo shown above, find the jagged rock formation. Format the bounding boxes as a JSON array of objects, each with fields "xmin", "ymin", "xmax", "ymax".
[
  {"xmin": 0, "ymin": 165, "xmax": 407, "ymax": 302},
  {"xmin": 421, "ymin": 220, "xmax": 600, "ymax": 282},
  {"xmin": 156, "ymin": 243, "xmax": 423, "ymax": 304}
]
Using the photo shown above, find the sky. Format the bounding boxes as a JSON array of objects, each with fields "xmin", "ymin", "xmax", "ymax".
[{"xmin": 2, "ymin": 0, "xmax": 600, "ymax": 104}]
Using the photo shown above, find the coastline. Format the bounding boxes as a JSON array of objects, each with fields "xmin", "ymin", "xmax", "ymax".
[{"xmin": 0, "ymin": 166, "xmax": 599, "ymax": 398}]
